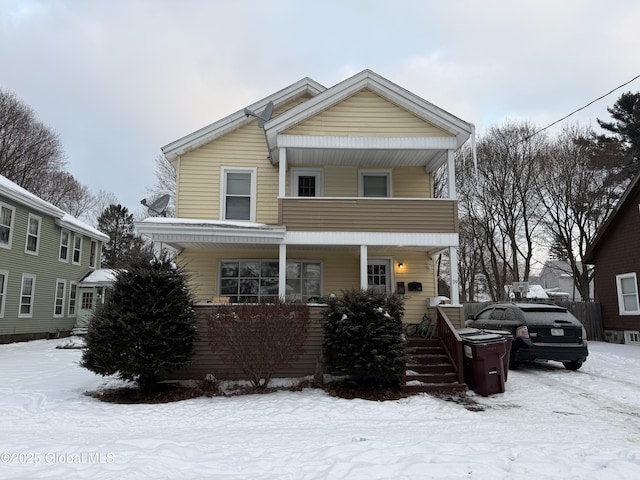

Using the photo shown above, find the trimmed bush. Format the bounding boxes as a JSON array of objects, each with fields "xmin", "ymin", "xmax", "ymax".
[
  {"xmin": 81, "ymin": 252, "xmax": 197, "ymax": 391},
  {"xmin": 322, "ymin": 289, "xmax": 406, "ymax": 388},
  {"xmin": 208, "ymin": 301, "xmax": 310, "ymax": 389}
]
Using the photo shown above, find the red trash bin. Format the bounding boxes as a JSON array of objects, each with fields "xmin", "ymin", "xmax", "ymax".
[{"xmin": 460, "ymin": 331, "xmax": 507, "ymax": 396}]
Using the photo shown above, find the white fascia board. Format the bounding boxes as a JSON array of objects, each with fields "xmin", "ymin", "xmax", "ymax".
[
  {"xmin": 284, "ymin": 231, "xmax": 459, "ymax": 247},
  {"xmin": 162, "ymin": 78, "xmax": 326, "ymax": 162},
  {"xmin": 277, "ymin": 134, "xmax": 458, "ymax": 150},
  {"xmin": 56, "ymin": 214, "xmax": 109, "ymax": 242},
  {"xmin": 135, "ymin": 220, "xmax": 286, "ymax": 241}
]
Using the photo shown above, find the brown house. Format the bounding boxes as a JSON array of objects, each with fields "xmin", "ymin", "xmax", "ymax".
[{"xmin": 585, "ymin": 172, "xmax": 640, "ymax": 345}]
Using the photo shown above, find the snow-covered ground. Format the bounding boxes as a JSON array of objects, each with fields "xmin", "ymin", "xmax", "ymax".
[{"xmin": 1, "ymin": 339, "xmax": 640, "ymax": 480}]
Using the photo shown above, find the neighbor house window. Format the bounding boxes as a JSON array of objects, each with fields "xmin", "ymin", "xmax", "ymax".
[
  {"xmin": 359, "ymin": 170, "xmax": 391, "ymax": 197},
  {"xmin": 219, "ymin": 260, "xmax": 321, "ymax": 303},
  {"xmin": 0, "ymin": 203, "xmax": 15, "ymax": 249},
  {"xmin": 81, "ymin": 291, "xmax": 93, "ymax": 310},
  {"xmin": 291, "ymin": 169, "xmax": 323, "ymax": 197},
  {"xmin": 53, "ymin": 279, "xmax": 66, "ymax": 317},
  {"xmin": 59, "ymin": 229, "xmax": 70, "ymax": 262},
  {"xmin": 68, "ymin": 282, "xmax": 77, "ymax": 317},
  {"xmin": 25, "ymin": 214, "xmax": 41, "ymax": 255},
  {"xmin": 72, "ymin": 234, "xmax": 82, "ymax": 265},
  {"xmin": 616, "ymin": 273, "xmax": 640, "ymax": 315},
  {"xmin": 0, "ymin": 270, "xmax": 7, "ymax": 318},
  {"xmin": 89, "ymin": 240, "xmax": 98, "ymax": 268},
  {"xmin": 221, "ymin": 167, "xmax": 256, "ymax": 221},
  {"xmin": 19, "ymin": 274, "xmax": 36, "ymax": 318}
]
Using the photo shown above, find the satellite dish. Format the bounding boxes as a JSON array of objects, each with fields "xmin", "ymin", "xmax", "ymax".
[
  {"xmin": 243, "ymin": 100, "xmax": 274, "ymax": 128},
  {"xmin": 140, "ymin": 194, "xmax": 170, "ymax": 217}
]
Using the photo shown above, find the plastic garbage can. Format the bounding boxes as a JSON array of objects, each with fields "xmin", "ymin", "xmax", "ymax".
[
  {"xmin": 459, "ymin": 329, "xmax": 507, "ymax": 396},
  {"xmin": 483, "ymin": 329, "xmax": 513, "ymax": 381}
]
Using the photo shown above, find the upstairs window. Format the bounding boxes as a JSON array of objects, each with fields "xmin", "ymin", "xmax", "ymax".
[
  {"xmin": 89, "ymin": 240, "xmax": 98, "ymax": 268},
  {"xmin": 291, "ymin": 169, "xmax": 323, "ymax": 197},
  {"xmin": 616, "ymin": 273, "xmax": 640, "ymax": 315},
  {"xmin": 72, "ymin": 234, "xmax": 82, "ymax": 265},
  {"xmin": 0, "ymin": 203, "xmax": 15, "ymax": 249},
  {"xmin": 59, "ymin": 229, "xmax": 70, "ymax": 262},
  {"xmin": 25, "ymin": 214, "xmax": 41, "ymax": 255},
  {"xmin": 360, "ymin": 171, "xmax": 391, "ymax": 197},
  {"xmin": 221, "ymin": 167, "xmax": 256, "ymax": 221}
]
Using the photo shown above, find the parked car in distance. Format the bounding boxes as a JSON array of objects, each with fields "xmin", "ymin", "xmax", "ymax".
[{"xmin": 466, "ymin": 303, "xmax": 588, "ymax": 370}]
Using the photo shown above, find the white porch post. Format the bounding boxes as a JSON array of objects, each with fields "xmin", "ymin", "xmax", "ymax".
[
  {"xmin": 447, "ymin": 149, "xmax": 456, "ymax": 199},
  {"xmin": 152, "ymin": 239, "xmax": 163, "ymax": 257},
  {"xmin": 279, "ymin": 243, "xmax": 287, "ymax": 300},
  {"xmin": 449, "ymin": 246, "xmax": 460, "ymax": 306},
  {"xmin": 360, "ymin": 245, "xmax": 368, "ymax": 291},
  {"xmin": 278, "ymin": 147, "xmax": 287, "ymax": 198}
]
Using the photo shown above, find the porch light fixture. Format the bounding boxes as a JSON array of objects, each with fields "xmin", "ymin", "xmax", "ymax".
[{"xmin": 398, "ymin": 262, "xmax": 404, "ymax": 270}]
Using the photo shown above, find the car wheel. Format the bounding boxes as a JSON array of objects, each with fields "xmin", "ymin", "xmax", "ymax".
[{"xmin": 563, "ymin": 360, "xmax": 583, "ymax": 371}]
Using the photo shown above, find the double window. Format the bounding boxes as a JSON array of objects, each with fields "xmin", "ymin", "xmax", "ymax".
[
  {"xmin": 0, "ymin": 270, "xmax": 7, "ymax": 318},
  {"xmin": 0, "ymin": 203, "xmax": 15, "ymax": 249},
  {"xmin": 19, "ymin": 274, "xmax": 36, "ymax": 318},
  {"xmin": 616, "ymin": 272, "xmax": 640, "ymax": 315},
  {"xmin": 53, "ymin": 280, "xmax": 66, "ymax": 317},
  {"xmin": 25, "ymin": 214, "xmax": 41, "ymax": 255},
  {"xmin": 219, "ymin": 260, "xmax": 321, "ymax": 302},
  {"xmin": 221, "ymin": 167, "xmax": 256, "ymax": 221}
]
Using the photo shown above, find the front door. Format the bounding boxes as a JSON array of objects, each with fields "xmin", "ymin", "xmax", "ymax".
[{"xmin": 367, "ymin": 259, "xmax": 391, "ymax": 294}]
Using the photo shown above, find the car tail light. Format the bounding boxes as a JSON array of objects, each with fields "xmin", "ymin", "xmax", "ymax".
[{"xmin": 515, "ymin": 325, "xmax": 530, "ymax": 339}]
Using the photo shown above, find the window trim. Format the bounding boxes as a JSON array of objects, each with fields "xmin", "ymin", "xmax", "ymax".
[
  {"xmin": 72, "ymin": 233, "xmax": 83, "ymax": 265},
  {"xmin": 19, "ymin": 273, "xmax": 36, "ymax": 319},
  {"xmin": 616, "ymin": 272, "xmax": 640, "ymax": 315},
  {"xmin": 290, "ymin": 168, "xmax": 323, "ymax": 197},
  {"xmin": 220, "ymin": 166, "xmax": 257, "ymax": 222},
  {"xmin": 367, "ymin": 257, "xmax": 393, "ymax": 295},
  {"xmin": 24, "ymin": 213, "xmax": 41, "ymax": 255},
  {"xmin": 0, "ymin": 269, "xmax": 7, "ymax": 318},
  {"xmin": 59, "ymin": 228, "xmax": 70, "ymax": 262},
  {"xmin": 68, "ymin": 281, "xmax": 77, "ymax": 317},
  {"xmin": 89, "ymin": 240, "xmax": 98, "ymax": 268},
  {"xmin": 53, "ymin": 279, "xmax": 66, "ymax": 318},
  {"xmin": 0, "ymin": 202, "xmax": 15, "ymax": 250},
  {"xmin": 359, "ymin": 170, "xmax": 392, "ymax": 197}
]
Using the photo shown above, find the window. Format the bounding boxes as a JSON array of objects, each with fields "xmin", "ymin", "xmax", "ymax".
[
  {"xmin": 219, "ymin": 260, "xmax": 322, "ymax": 302},
  {"xmin": 59, "ymin": 229, "xmax": 70, "ymax": 262},
  {"xmin": 89, "ymin": 240, "xmax": 98, "ymax": 268},
  {"xmin": 360, "ymin": 171, "xmax": 391, "ymax": 197},
  {"xmin": 81, "ymin": 291, "xmax": 93, "ymax": 310},
  {"xmin": 0, "ymin": 203, "xmax": 15, "ymax": 249},
  {"xmin": 68, "ymin": 282, "xmax": 77, "ymax": 317},
  {"xmin": 25, "ymin": 214, "xmax": 41, "ymax": 255},
  {"xmin": 19, "ymin": 274, "xmax": 36, "ymax": 318},
  {"xmin": 367, "ymin": 259, "xmax": 391, "ymax": 294},
  {"xmin": 625, "ymin": 331, "xmax": 640, "ymax": 345},
  {"xmin": 221, "ymin": 167, "xmax": 256, "ymax": 221},
  {"xmin": 53, "ymin": 279, "xmax": 66, "ymax": 317},
  {"xmin": 0, "ymin": 270, "xmax": 7, "ymax": 318},
  {"xmin": 72, "ymin": 234, "xmax": 82, "ymax": 265},
  {"xmin": 616, "ymin": 273, "xmax": 640, "ymax": 315},
  {"xmin": 291, "ymin": 169, "xmax": 323, "ymax": 197}
]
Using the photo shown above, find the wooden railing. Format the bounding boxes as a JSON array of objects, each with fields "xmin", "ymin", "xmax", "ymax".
[{"xmin": 436, "ymin": 306, "xmax": 464, "ymax": 385}]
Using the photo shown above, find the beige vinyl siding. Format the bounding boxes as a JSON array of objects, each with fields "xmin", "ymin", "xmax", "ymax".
[
  {"xmin": 0, "ymin": 196, "xmax": 100, "ymax": 341},
  {"xmin": 285, "ymin": 89, "xmax": 453, "ymax": 138},
  {"xmin": 323, "ymin": 166, "xmax": 358, "ymax": 196},
  {"xmin": 392, "ymin": 167, "xmax": 433, "ymax": 198}
]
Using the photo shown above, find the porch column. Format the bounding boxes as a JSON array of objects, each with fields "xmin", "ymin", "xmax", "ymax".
[
  {"xmin": 447, "ymin": 149, "xmax": 456, "ymax": 200},
  {"xmin": 278, "ymin": 243, "xmax": 287, "ymax": 299},
  {"xmin": 360, "ymin": 245, "xmax": 368, "ymax": 290},
  {"xmin": 278, "ymin": 147, "xmax": 287, "ymax": 198},
  {"xmin": 152, "ymin": 239, "xmax": 163, "ymax": 258},
  {"xmin": 449, "ymin": 246, "xmax": 460, "ymax": 306}
]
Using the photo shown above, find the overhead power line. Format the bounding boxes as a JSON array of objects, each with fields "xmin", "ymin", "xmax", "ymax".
[{"xmin": 525, "ymin": 73, "xmax": 640, "ymax": 141}]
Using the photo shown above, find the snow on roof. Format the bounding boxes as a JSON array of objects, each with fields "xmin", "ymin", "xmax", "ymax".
[
  {"xmin": 79, "ymin": 269, "xmax": 118, "ymax": 285},
  {"xmin": 138, "ymin": 217, "xmax": 279, "ymax": 229}
]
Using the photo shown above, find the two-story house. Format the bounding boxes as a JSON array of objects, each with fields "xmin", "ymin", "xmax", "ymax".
[
  {"xmin": 137, "ymin": 70, "xmax": 473, "ymax": 379},
  {"xmin": 0, "ymin": 174, "xmax": 109, "ymax": 343}
]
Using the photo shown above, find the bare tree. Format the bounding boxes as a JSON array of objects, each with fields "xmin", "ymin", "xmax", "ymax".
[{"xmin": 144, "ymin": 154, "xmax": 175, "ymax": 217}]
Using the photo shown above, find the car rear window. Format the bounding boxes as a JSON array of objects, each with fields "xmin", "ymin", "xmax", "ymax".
[{"xmin": 519, "ymin": 306, "xmax": 567, "ymax": 313}]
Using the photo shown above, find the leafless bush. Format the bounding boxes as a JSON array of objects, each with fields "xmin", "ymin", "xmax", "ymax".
[{"xmin": 208, "ymin": 301, "xmax": 310, "ymax": 389}]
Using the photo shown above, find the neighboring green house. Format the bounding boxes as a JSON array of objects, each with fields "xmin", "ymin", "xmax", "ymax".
[
  {"xmin": 0, "ymin": 174, "xmax": 109, "ymax": 343},
  {"xmin": 75, "ymin": 268, "xmax": 117, "ymax": 330}
]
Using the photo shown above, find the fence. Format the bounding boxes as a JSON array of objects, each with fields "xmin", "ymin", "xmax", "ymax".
[{"xmin": 463, "ymin": 301, "xmax": 604, "ymax": 341}]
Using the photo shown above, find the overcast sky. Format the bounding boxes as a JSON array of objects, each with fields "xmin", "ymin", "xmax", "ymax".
[{"xmin": 1, "ymin": 0, "xmax": 639, "ymax": 217}]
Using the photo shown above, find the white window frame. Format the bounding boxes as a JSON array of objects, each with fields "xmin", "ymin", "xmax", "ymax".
[
  {"xmin": 0, "ymin": 269, "xmax": 7, "ymax": 318},
  {"xmin": 89, "ymin": 240, "xmax": 98, "ymax": 268},
  {"xmin": 24, "ymin": 214, "xmax": 41, "ymax": 255},
  {"xmin": 53, "ymin": 279, "xmax": 66, "ymax": 317},
  {"xmin": 68, "ymin": 281, "xmax": 77, "ymax": 317},
  {"xmin": 0, "ymin": 202, "xmax": 15, "ymax": 250},
  {"xmin": 19, "ymin": 273, "xmax": 36, "ymax": 318},
  {"xmin": 72, "ymin": 233, "xmax": 82, "ymax": 265},
  {"xmin": 290, "ymin": 168, "xmax": 323, "ymax": 197},
  {"xmin": 616, "ymin": 272, "xmax": 640, "ymax": 315},
  {"xmin": 220, "ymin": 166, "xmax": 257, "ymax": 222},
  {"xmin": 624, "ymin": 330, "xmax": 640, "ymax": 345},
  {"xmin": 59, "ymin": 229, "xmax": 70, "ymax": 262},
  {"xmin": 367, "ymin": 257, "xmax": 393, "ymax": 295},
  {"xmin": 359, "ymin": 170, "xmax": 392, "ymax": 197}
]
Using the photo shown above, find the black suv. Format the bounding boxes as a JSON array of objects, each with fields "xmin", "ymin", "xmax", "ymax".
[{"xmin": 466, "ymin": 303, "xmax": 588, "ymax": 370}]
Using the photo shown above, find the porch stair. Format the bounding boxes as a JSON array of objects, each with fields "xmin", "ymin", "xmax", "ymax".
[{"xmin": 403, "ymin": 337, "xmax": 467, "ymax": 395}]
